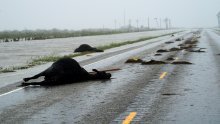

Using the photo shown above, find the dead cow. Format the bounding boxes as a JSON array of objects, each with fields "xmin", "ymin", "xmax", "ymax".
[
  {"xmin": 156, "ymin": 49, "xmax": 169, "ymax": 53},
  {"xmin": 142, "ymin": 60, "xmax": 167, "ymax": 65},
  {"xmin": 74, "ymin": 44, "xmax": 103, "ymax": 52},
  {"xmin": 22, "ymin": 57, "xmax": 111, "ymax": 86}
]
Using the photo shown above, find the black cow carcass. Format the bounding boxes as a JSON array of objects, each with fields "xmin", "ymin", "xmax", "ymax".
[
  {"xmin": 22, "ymin": 57, "xmax": 111, "ymax": 86},
  {"xmin": 74, "ymin": 44, "xmax": 103, "ymax": 52}
]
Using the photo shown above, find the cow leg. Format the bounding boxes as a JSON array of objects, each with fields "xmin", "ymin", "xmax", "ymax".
[{"xmin": 23, "ymin": 71, "xmax": 45, "ymax": 82}]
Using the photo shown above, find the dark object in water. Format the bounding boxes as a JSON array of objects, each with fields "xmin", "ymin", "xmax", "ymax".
[
  {"xmin": 180, "ymin": 45, "xmax": 196, "ymax": 50},
  {"xmin": 125, "ymin": 58, "xmax": 143, "ymax": 63},
  {"xmin": 169, "ymin": 47, "xmax": 182, "ymax": 51},
  {"xmin": 162, "ymin": 93, "xmax": 179, "ymax": 96},
  {"xmin": 156, "ymin": 49, "xmax": 169, "ymax": 53},
  {"xmin": 165, "ymin": 41, "xmax": 174, "ymax": 44},
  {"xmin": 166, "ymin": 57, "xmax": 176, "ymax": 61},
  {"xmin": 175, "ymin": 38, "xmax": 182, "ymax": 41},
  {"xmin": 185, "ymin": 38, "xmax": 198, "ymax": 44},
  {"xmin": 142, "ymin": 60, "xmax": 167, "ymax": 65},
  {"xmin": 171, "ymin": 61, "xmax": 192, "ymax": 64},
  {"xmin": 217, "ymin": 53, "xmax": 220, "ymax": 56},
  {"xmin": 189, "ymin": 48, "xmax": 205, "ymax": 53},
  {"xmin": 22, "ymin": 57, "xmax": 111, "ymax": 86},
  {"xmin": 74, "ymin": 44, "xmax": 103, "ymax": 52},
  {"xmin": 178, "ymin": 43, "xmax": 184, "ymax": 46},
  {"xmin": 154, "ymin": 53, "xmax": 162, "ymax": 56}
]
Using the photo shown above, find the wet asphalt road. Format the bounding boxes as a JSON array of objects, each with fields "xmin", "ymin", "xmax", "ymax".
[{"xmin": 0, "ymin": 29, "xmax": 220, "ymax": 124}]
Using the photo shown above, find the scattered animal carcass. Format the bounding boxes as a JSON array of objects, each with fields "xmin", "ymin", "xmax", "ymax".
[
  {"xmin": 175, "ymin": 38, "xmax": 182, "ymax": 41},
  {"xmin": 142, "ymin": 60, "xmax": 167, "ymax": 65},
  {"xmin": 156, "ymin": 49, "xmax": 169, "ymax": 53},
  {"xmin": 21, "ymin": 57, "xmax": 111, "ymax": 86},
  {"xmin": 125, "ymin": 57, "xmax": 143, "ymax": 63},
  {"xmin": 178, "ymin": 43, "xmax": 184, "ymax": 47},
  {"xmin": 165, "ymin": 41, "xmax": 174, "ymax": 44},
  {"xmin": 185, "ymin": 37, "xmax": 198, "ymax": 45},
  {"xmin": 169, "ymin": 47, "xmax": 182, "ymax": 51},
  {"xmin": 188, "ymin": 48, "xmax": 205, "ymax": 53},
  {"xmin": 154, "ymin": 53, "xmax": 162, "ymax": 56},
  {"xmin": 171, "ymin": 61, "xmax": 192, "ymax": 64},
  {"xmin": 180, "ymin": 45, "xmax": 196, "ymax": 50},
  {"xmin": 74, "ymin": 44, "xmax": 104, "ymax": 53},
  {"xmin": 166, "ymin": 57, "xmax": 176, "ymax": 61}
]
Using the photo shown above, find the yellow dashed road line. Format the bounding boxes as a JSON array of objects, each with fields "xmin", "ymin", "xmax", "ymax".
[
  {"xmin": 159, "ymin": 72, "xmax": 167, "ymax": 79},
  {"xmin": 122, "ymin": 112, "xmax": 137, "ymax": 124}
]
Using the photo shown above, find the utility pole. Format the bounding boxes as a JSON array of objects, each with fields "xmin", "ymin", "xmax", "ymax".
[
  {"xmin": 129, "ymin": 19, "xmax": 131, "ymax": 32},
  {"xmin": 136, "ymin": 19, "xmax": 139, "ymax": 31},
  {"xmin": 148, "ymin": 17, "xmax": 150, "ymax": 29},
  {"xmin": 154, "ymin": 18, "xmax": 159, "ymax": 29},
  {"xmin": 114, "ymin": 20, "xmax": 117, "ymax": 30},
  {"xmin": 169, "ymin": 19, "xmax": 171, "ymax": 29},
  {"xmin": 160, "ymin": 18, "xmax": 162, "ymax": 29},
  {"xmin": 123, "ymin": 9, "xmax": 126, "ymax": 27},
  {"xmin": 164, "ymin": 18, "xmax": 169, "ymax": 29},
  {"xmin": 217, "ymin": 12, "xmax": 220, "ymax": 28}
]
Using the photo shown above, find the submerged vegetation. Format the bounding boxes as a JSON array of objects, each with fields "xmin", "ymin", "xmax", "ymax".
[{"xmin": 0, "ymin": 31, "xmax": 181, "ymax": 74}]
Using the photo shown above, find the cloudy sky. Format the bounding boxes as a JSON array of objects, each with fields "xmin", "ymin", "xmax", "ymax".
[{"xmin": 0, "ymin": 0, "xmax": 219, "ymax": 31}]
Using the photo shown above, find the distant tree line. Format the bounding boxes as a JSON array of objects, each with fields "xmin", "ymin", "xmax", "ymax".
[{"xmin": 0, "ymin": 27, "xmax": 159, "ymax": 43}]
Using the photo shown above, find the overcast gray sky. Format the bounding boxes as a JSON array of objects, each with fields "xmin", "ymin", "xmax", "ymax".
[{"xmin": 0, "ymin": 0, "xmax": 219, "ymax": 31}]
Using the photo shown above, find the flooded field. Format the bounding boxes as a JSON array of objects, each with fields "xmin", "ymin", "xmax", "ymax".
[{"xmin": 0, "ymin": 30, "xmax": 180, "ymax": 68}]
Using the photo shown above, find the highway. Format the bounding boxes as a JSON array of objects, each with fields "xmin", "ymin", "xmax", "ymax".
[{"xmin": 0, "ymin": 29, "xmax": 220, "ymax": 124}]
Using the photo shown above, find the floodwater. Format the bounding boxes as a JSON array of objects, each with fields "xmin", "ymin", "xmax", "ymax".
[
  {"xmin": 0, "ymin": 30, "xmax": 180, "ymax": 68},
  {"xmin": 2, "ymin": 30, "xmax": 219, "ymax": 123},
  {"xmin": 0, "ymin": 32, "xmax": 188, "ymax": 124}
]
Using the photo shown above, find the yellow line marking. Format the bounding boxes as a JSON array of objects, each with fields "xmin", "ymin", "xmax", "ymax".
[
  {"xmin": 122, "ymin": 112, "xmax": 137, "ymax": 124},
  {"xmin": 159, "ymin": 72, "xmax": 167, "ymax": 79}
]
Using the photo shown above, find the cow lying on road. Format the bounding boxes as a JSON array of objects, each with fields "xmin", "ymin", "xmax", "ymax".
[
  {"xmin": 74, "ymin": 44, "xmax": 104, "ymax": 52},
  {"xmin": 22, "ymin": 57, "xmax": 111, "ymax": 86}
]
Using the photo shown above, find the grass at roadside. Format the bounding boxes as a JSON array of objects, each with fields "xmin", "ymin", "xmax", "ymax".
[{"xmin": 0, "ymin": 31, "xmax": 182, "ymax": 74}]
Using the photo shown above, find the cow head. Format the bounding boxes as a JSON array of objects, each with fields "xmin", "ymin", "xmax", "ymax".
[{"xmin": 92, "ymin": 69, "xmax": 111, "ymax": 79}]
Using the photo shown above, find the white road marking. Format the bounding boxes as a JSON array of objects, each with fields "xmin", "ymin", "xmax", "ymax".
[{"xmin": 0, "ymin": 86, "xmax": 28, "ymax": 97}]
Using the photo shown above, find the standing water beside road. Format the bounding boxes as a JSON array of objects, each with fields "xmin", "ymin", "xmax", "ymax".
[{"xmin": 0, "ymin": 30, "xmax": 181, "ymax": 68}]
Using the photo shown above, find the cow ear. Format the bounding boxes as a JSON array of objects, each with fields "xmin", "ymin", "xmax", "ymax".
[{"xmin": 92, "ymin": 69, "xmax": 99, "ymax": 73}]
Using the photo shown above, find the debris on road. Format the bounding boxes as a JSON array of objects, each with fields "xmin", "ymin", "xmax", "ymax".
[
  {"xmin": 162, "ymin": 93, "xmax": 180, "ymax": 96},
  {"xmin": 154, "ymin": 53, "xmax": 162, "ymax": 56},
  {"xmin": 166, "ymin": 57, "xmax": 176, "ymax": 61},
  {"xmin": 180, "ymin": 45, "xmax": 197, "ymax": 50},
  {"xmin": 157, "ymin": 49, "xmax": 169, "ymax": 53},
  {"xmin": 125, "ymin": 57, "xmax": 143, "ymax": 63},
  {"xmin": 165, "ymin": 41, "xmax": 174, "ymax": 44},
  {"xmin": 142, "ymin": 60, "xmax": 167, "ymax": 65},
  {"xmin": 171, "ymin": 61, "xmax": 193, "ymax": 64},
  {"xmin": 169, "ymin": 47, "xmax": 182, "ymax": 51},
  {"xmin": 188, "ymin": 48, "xmax": 206, "ymax": 53},
  {"xmin": 175, "ymin": 38, "xmax": 182, "ymax": 41}
]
